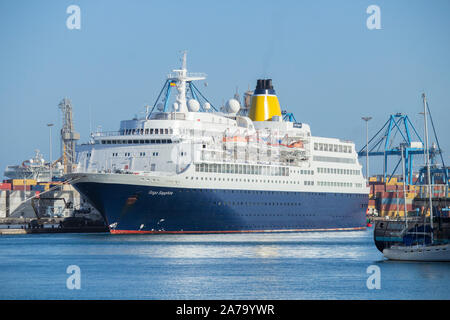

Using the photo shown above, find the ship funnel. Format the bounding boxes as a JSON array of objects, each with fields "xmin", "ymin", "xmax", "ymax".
[{"xmin": 248, "ymin": 79, "xmax": 282, "ymax": 122}]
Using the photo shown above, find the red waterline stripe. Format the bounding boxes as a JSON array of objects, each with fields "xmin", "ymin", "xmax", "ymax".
[{"xmin": 110, "ymin": 227, "xmax": 366, "ymax": 235}]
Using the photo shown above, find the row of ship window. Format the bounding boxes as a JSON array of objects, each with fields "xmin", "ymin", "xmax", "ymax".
[
  {"xmin": 317, "ymin": 181, "xmax": 353, "ymax": 188},
  {"xmin": 195, "ymin": 163, "xmax": 290, "ymax": 176},
  {"xmin": 312, "ymin": 156, "xmax": 356, "ymax": 164},
  {"xmin": 314, "ymin": 142, "xmax": 352, "ymax": 153},
  {"xmin": 111, "ymin": 152, "xmax": 159, "ymax": 157},
  {"xmin": 176, "ymin": 188, "xmax": 366, "ymax": 197},
  {"xmin": 122, "ymin": 128, "xmax": 173, "ymax": 135},
  {"xmin": 195, "ymin": 163, "xmax": 316, "ymax": 177},
  {"xmin": 212, "ymin": 201, "xmax": 304, "ymax": 207},
  {"xmin": 120, "ymin": 128, "xmax": 219, "ymax": 136},
  {"xmin": 317, "ymin": 181, "xmax": 364, "ymax": 188},
  {"xmin": 185, "ymin": 175, "xmax": 363, "ymax": 188},
  {"xmin": 186, "ymin": 176, "xmax": 313, "ymax": 185},
  {"xmin": 317, "ymin": 167, "xmax": 360, "ymax": 175},
  {"xmin": 101, "ymin": 139, "xmax": 173, "ymax": 145}
]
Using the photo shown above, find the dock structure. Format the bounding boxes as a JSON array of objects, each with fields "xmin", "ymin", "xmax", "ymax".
[
  {"xmin": 367, "ymin": 176, "xmax": 449, "ymax": 218},
  {"xmin": 59, "ymin": 98, "xmax": 80, "ymax": 174},
  {"xmin": 0, "ymin": 98, "xmax": 108, "ymax": 233},
  {"xmin": 362, "ymin": 101, "xmax": 449, "ymax": 218},
  {"xmin": 0, "ymin": 183, "xmax": 107, "ymax": 234},
  {"xmin": 0, "ymin": 182, "xmax": 103, "ymax": 220}
]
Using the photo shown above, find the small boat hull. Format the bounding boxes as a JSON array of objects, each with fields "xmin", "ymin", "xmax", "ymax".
[{"xmin": 383, "ymin": 244, "xmax": 450, "ymax": 262}]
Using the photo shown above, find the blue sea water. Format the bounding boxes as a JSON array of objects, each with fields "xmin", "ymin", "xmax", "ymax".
[{"xmin": 0, "ymin": 228, "xmax": 449, "ymax": 300}]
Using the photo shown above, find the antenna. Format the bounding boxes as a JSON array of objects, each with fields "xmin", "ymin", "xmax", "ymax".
[
  {"xmin": 234, "ymin": 86, "xmax": 240, "ymax": 102},
  {"xmin": 181, "ymin": 50, "xmax": 187, "ymax": 70},
  {"xmin": 89, "ymin": 106, "xmax": 92, "ymax": 135}
]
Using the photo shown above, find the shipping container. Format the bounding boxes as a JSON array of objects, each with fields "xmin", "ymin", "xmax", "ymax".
[
  {"xmin": 380, "ymin": 204, "xmax": 414, "ymax": 211},
  {"xmin": 385, "ymin": 185, "xmax": 397, "ymax": 191},
  {"xmin": 10, "ymin": 179, "xmax": 37, "ymax": 186},
  {"xmin": 0, "ymin": 183, "xmax": 11, "ymax": 190},
  {"xmin": 380, "ymin": 198, "xmax": 413, "ymax": 205},
  {"xmin": 386, "ymin": 177, "xmax": 398, "ymax": 185},
  {"xmin": 12, "ymin": 185, "xmax": 31, "ymax": 191},
  {"xmin": 31, "ymin": 185, "xmax": 46, "ymax": 192},
  {"xmin": 378, "ymin": 209, "xmax": 416, "ymax": 217}
]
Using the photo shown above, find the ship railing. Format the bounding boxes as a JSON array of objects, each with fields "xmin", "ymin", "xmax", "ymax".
[
  {"xmin": 80, "ymin": 168, "xmax": 183, "ymax": 177},
  {"xmin": 150, "ymin": 112, "xmax": 186, "ymax": 120},
  {"xmin": 195, "ymin": 157, "xmax": 304, "ymax": 167},
  {"xmin": 91, "ymin": 131, "xmax": 123, "ymax": 137},
  {"xmin": 166, "ymin": 72, "xmax": 207, "ymax": 79},
  {"xmin": 92, "ymin": 129, "xmax": 180, "ymax": 138}
]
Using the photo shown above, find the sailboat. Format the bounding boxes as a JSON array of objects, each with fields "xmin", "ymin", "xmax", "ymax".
[{"xmin": 382, "ymin": 93, "xmax": 450, "ymax": 262}]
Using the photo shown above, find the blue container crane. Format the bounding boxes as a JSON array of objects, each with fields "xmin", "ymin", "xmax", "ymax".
[{"xmin": 357, "ymin": 111, "xmax": 447, "ymax": 186}]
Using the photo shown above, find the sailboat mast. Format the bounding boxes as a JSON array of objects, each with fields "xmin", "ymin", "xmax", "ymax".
[
  {"xmin": 401, "ymin": 144, "xmax": 408, "ymax": 230},
  {"xmin": 422, "ymin": 93, "xmax": 433, "ymax": 243}
]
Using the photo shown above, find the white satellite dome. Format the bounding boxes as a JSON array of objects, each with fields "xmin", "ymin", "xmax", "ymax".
[
  {"xmin": 187, "ymin": 99, "xmax": 200, "ymax": 112},
  {"xmin": 204, "ymin": 102, "xmax": 211, "ymax": 110},
  {"xmin": 173, "ymin": 102, "xmax": 179, "ymax": 111},
  {"xmin": 157, "ymin": 103, "xmax": 164, "ymax": 111},
  {"xmin": 225, "ymin": 98, "xmax": 240, "ymax": 114}
]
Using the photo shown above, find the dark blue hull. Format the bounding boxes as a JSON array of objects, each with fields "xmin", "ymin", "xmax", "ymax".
[{"xmin": 73, "ymin": 182, "xmax": 368, "ymax": 233}]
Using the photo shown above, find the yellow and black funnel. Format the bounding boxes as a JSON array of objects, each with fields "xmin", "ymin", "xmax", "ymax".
[{"xmin": 248, "ymin": 79, "xmax": 282, "ymax": 122}]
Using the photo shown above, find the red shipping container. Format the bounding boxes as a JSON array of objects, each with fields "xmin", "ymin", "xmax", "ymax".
[
  {"xmin": 12, "ymin": 185, "xmax": 31, "ymax": 191},
  {"xmin": 0, "ymin": 183, "xmax": 11, "ymax": 190}
]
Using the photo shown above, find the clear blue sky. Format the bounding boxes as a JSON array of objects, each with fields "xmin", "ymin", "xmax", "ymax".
[{"xmin": 0, "ymin": 0, "xmax": 449, "ymax": 179}]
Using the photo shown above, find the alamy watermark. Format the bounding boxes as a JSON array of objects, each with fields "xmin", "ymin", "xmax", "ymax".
[
  {"xmin": 366, "ymin": 265, "xmax": 381, "ymax": 290},
  {"xmin": 66, "ymin": 5, "xmax": 81, "ymax": 30},
  {"xmin": 66, "ymin": 265, "xmax": 81, "ymax": 290},
  {"xmin": 366, "ymin": 5, "xmax": 381, "ymax": 30}
]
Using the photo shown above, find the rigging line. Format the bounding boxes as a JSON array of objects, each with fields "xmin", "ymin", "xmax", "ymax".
[
  {"xmin": 386, "ymin": 116, "xmax": 406, "ymax": 151},
  {"xmin": 371, "ymin": 135, "xmax": 385, "ymax": 153},
  {"xmin": 406, "ymin": 116, "xmax": 424, "ymax": 143},
  {"xmin": 190, "ymin": 83, "xmax": 218, "ymax": 111},
  {"xmin": 426, "ymin": 102, "xmax": 448, "ymax": 182},
  {"xmin": 388, "ymin": 156, "xmax": 402, "ymax": 182},
  {"xmin": 388, "ymin": 126, "xmax": 400, "ymax": 151},
  {"xmin": 358, "ymin": 118, "xmax": 389, "ymax": 154},
  {"xmin": 149, "ymin": 79, "xmax": 169, "ymax": 118}
]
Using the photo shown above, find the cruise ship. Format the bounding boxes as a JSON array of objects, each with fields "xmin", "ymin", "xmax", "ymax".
[
  {"xmin": 68, "ymin": 53, "xmax": 369, "ymax": 234},
  {"xmin": 4, "ymin": 150, "xmax": 63, "ymax": 182}
]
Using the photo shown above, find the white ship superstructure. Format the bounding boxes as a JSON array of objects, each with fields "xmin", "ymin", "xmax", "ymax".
[
  {"xmin": 4, "ymin": 150, "xmax": 63, "ymax": 182},
  {"xmin": 70, "ymin": 53, "xmax": 369, "ymax": 234}
]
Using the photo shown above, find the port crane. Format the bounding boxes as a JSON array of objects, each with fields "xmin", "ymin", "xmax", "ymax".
[
  {"xmin": 59, "ymin": 98, "xmax": 80, "ymax": 174},
  {"xmin": 357, "ymin": 97, "xmax": 448, "ymax": 186}
]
